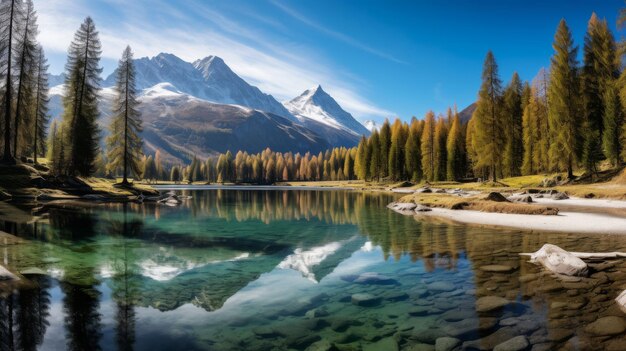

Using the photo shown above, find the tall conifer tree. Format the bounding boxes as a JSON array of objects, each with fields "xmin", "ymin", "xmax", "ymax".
[
  {"xmin": 0, "ymin": 0, "xmax": 21, "ymax": 163},
  {"xmin": 378, "ymin": 120, "xmax": 391, "ymax": 179},
  {"xmin": 433, "ymin": 116, "xmax": 447, "ymax": 181},
  {"xmin": 405, "ymin": 118, "xmax": 422, "ymax": 182},
  {"xmin": 548, "ymin": 20, "xmax": 580, "ymax": 179},
  {"xmin": 446, "ymin": 111, "xmax": 464, "ymax": 180},
  {"xmin": 473, "ymin": 51, "xmax": 504, "ymax": 181},
  {"xmin": 13, "ymin": 0, "xmax": 37, "ymax": 158},
  {"xmin": 32, "ymin": 45, "xmax": 49, "ymax": 163},
  {"xmin": 502, "ymin": 72, "xmax": 523, "ymax": 177},
  {"xmin": 420, "ymin": 111, "xmax": 436, "ymax": 181},
  {"xmin": 62, "ymin": 17, "xmax": 102, "ymax": 176},
  {"xmin": 106, "ymin": 46, "xmax": 143, "ymax": 184}
]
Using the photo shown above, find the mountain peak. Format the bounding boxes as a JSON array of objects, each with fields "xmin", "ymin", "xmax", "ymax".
[
  {"xmin": 285, "ymin": 86, "xmax": 370, "ymax": 137},
  {"xmin": 194, "ymin": 55, "xmax": 227, "ymax": 69}
]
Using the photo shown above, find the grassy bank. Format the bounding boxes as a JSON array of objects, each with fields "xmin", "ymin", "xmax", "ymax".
[
  {"xmin": 0, "ymin": 163, "xmax": 158, "ymax": 201},
  {"xmin": 282, "ymin": 170, "xmax": 626, "ymax": 201}
]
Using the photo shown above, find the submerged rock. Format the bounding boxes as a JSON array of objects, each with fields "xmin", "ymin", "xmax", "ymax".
[
  {"xmin": 475, "ymin": 296, "xmax": 510, "ymax": 313},
  {"xmin": 351, "ymin": 293, "xmax": 381, "ymax": 307},
  {"xmin": 493, "ymin": 336, "xmax": 529, "ymax": 351},
  {"xmin": 479, "ymin": 265, "xmax": 515, "ymax": 273},
  {"xmin": 427, "ymin": 281, "xmax": 456, "ymax": 292},
  {"xmin": 584, "ymin": 316, "xmax": 626, "ymax": 336},
  {"xmin": 435, "ymin": 336, "xmax": 461, "ymax": 351},
  {"xmin": 364, "ymin": 337, "xmax": 399, "ymax": 351},
  {"xmin": 527, "ymin": 244, "xmax": 588, "ymax": 276},
  {"xmin": 353, "ymin": 272, "xmax": 398, "ymax": 285}
]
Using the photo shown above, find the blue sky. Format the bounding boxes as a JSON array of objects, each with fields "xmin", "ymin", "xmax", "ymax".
[{"xmin": 39, "ymin": 0, "xmax": 623, "ymax": 124}]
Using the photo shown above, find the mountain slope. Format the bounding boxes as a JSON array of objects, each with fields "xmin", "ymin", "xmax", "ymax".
[
  {"xmin": 459, "ymin": 103, "xmax": 477, "ymax": 124},
  {"xmin": 284, "ymin": 85, "xmax": 370, "ymax": 138},
  {"xmin": 137, "ymin": 84, "xmax": 329, "ymax": 164}
]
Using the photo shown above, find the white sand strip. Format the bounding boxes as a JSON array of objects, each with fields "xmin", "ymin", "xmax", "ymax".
[
  {"xmin": 531, "ymin": 196, "xmax": 626, "ymax": 209},
  {"xmin": 417, "ymin": 208, "xmax": 626, "ymax": 234}
]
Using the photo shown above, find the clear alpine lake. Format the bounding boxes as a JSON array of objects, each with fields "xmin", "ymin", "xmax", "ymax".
[{"xmin": 1, "ymin": 188, "xmax": 626, "ymax": 350}]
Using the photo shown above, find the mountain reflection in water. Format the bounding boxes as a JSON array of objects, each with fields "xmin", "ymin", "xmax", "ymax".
[{"xmin": 1, "ymin": 189, "xmax": 626, "ymax": 350}]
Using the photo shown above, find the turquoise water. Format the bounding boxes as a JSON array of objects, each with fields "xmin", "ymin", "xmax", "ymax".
[{"xmin": 1, "ymin": 189, "xmax": 626, "ymax": 350}]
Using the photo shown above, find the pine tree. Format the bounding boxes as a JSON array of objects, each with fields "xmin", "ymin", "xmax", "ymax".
[
  {"xmin": 378, "ymin": 120, "xmax": 391, "ymax": 178},
  {"xmin": 446, "ymin": 111, "xmax": 465, "ymax": 180},
  {"xmin": 473, "ymin": 51, "xmax": 505, "ymax": 181},
  {"xmin": 405, "ymin": 118, "xmax": 422, "ymax": 182},
  {"xmin": 522, "ymin": 85, "xmax": 541, "ymax": 175},
  {"xmin": 170, "ymin": 166, "xmax": 180, "ymax": 183},
  {"xmin": 420, "ymin": 111, "xmax": 436, "ymax": 181},
  {"xmin": 62, "ymin": 17, "xmax": 102, "ymax": 176},
  {"xmin": 32, "ymin": 45, "xmax": 49, "ymax": 164},
  {"xmin": 535, "ymin": 68, "xmax": 551, "ymax": 172},
  {"xmin": 548, "ymin": 20, "xmax": 580, "ymax": 179},
  {"xmin": 502, "ymin": 72, "xmax": 523, "ymax": 177},
  {"xmin": 603, "ymin": 81, "xmax": 622, "ymax": 166},
  {"xmin": 355, "ymin": 136, "xmax": 368, "ymax": 180},
  {"xmin": 0, "ymin": 0, "xmax": 21, "ymax": 164},
  {"xmin": 433, "ymin": 116, "xmax": 447, "ymax": 181},
  {"xmin": 368, "ymin": 130, "xmax": 381, "ymax": 181},
  {"xmin": 106, "ymin": 46, "xmax": 143, "ymax": 185},
  {"xmin": 13, "ymin": 0, "xmax": 38, "ymax": 158},
  {"xmin": 388, "ymin": 119, "xmax": 405, "ymax": 181},
  {"xmin": 47, "ymin": 120, "xmax": 60, "ymax": 172}
]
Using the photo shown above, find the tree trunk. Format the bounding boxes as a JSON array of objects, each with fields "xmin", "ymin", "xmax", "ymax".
[
  {"xmin": 13, "ymin": 11, "xmax": 30, "ymax": 159},
  {"xmin": 2, "ymin": 0, "xmax": 16, "ymax": 164},
  {"xmin": 122, "ymin": 60, "xmax": 129, "ymax": 185}
]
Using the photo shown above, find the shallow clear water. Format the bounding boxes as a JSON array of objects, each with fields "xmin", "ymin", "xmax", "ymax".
[{"xmin": 1, "ymin": 189, "xmax": 626, "ymax": 350}]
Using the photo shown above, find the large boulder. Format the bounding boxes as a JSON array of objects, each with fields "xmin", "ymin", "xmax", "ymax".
[
  {"xmin": 485, "ymin": 192, "xmax": 509, "ymax": 202},
  {"xmin": 551, "ymin": 192, "xmax": 569, "ymax": 200},
  {"xmin": 528, "ymin": 244, "xmax": 588, "ymax": 276}
]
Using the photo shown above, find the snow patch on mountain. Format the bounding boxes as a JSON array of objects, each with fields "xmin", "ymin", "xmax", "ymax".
[
  {"xmin": 284, "ymin": 85, "xmax": 370, "ymax": 137},
  {"xmin": 364, "ymin": 120, "xmax": 379, "ymax": 132}
]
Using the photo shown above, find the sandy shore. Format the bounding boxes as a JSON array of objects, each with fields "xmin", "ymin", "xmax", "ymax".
[
  {"xmin": 531, "ymin": 196, "xmax": 626, "ymax": 209},
  {"xmin": 415, "ymin": 207, "xmax": 626, "ymax": 234}
]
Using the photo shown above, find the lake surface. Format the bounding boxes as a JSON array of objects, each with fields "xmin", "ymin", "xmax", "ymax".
[{"xmin": 1, "ymin": 189, "xmax": 626, "ymax": 350}]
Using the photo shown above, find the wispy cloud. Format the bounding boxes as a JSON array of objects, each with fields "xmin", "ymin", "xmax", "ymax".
[
  {"xmin": 36, "ymin": 0, "xmax": 395, "ymax": 121},
  {"xmin": 270, "ymin": 0, "xmax": 406, "ymax": 65}
]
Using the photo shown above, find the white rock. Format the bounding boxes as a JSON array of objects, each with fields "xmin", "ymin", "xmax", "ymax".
[{"xmin": 528, "ymin": 244, "xmax": 588, "ymax": 276}]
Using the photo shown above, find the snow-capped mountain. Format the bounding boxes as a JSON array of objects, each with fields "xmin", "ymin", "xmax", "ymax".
[
  {"xmin": 284, "ymin": 85, "xmax": 370, "ymax": 137},
  {"xmin": 47, "ymin": 53, "xmax": 373, "ymax": 163},
  {"xmin": 364, "ymin": 120, "xmax": 379, "ymax": 132},
  {"xmin": 102, "ymin": 53, "xmax": 296, "ymax": 122}
]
